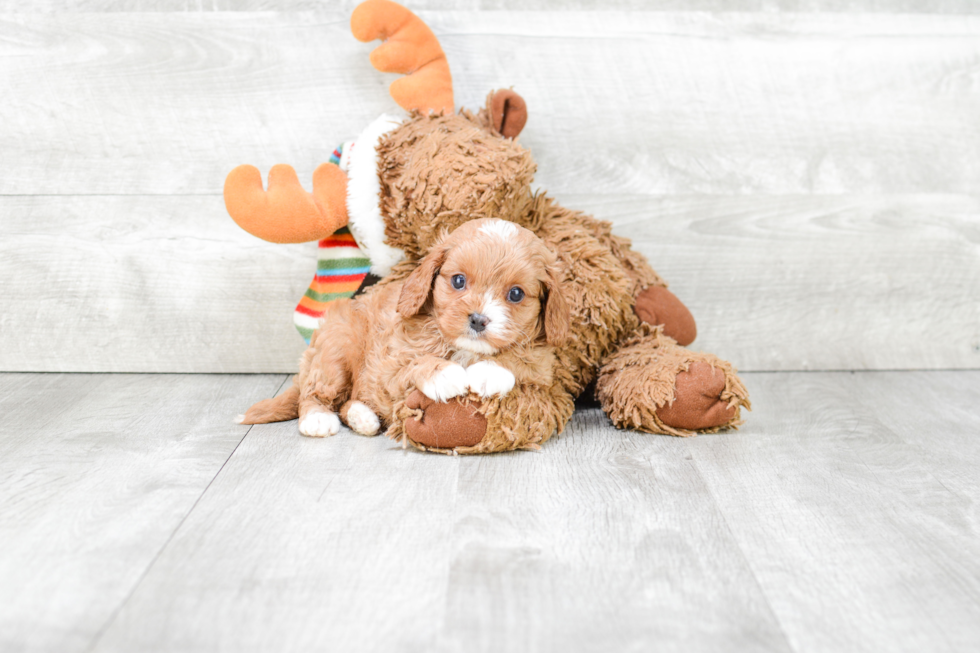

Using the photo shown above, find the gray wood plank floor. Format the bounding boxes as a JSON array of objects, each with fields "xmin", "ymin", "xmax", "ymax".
[
  {"xmin": 2, "ymin": 3, "xmax": 978, "ymax": 650},
  {"xmin": 0, "ymin": 373, "xmax": 287, "ymax": 653},
  {"xmin": 2, "ymin": 371, "xmax": 978, "ymax": 653}
]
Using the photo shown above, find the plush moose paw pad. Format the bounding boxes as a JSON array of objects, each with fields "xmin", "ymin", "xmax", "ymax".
[
  {"xmin": 299, "ymin": 411, "xmax": 341, "ymax": 438},
  {"xmin": 466, "ymin": 361, "xmax": 516, "ymax": 398},
  {"xmin": 421, "ymin": 364, "xmax": 470, "ymax": 402},
  {"xmin": 346, "ymin": 401, "xmax": 380, "ymax": 436}
]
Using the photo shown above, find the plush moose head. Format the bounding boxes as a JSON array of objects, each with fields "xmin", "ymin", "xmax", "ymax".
[
  {"xmin": 376, "ymin": 109, "xmax": 536, "ymax": 261},
  {"xmin": 224, "ymin": 0, "xmax": 534, "ymax": 274}
]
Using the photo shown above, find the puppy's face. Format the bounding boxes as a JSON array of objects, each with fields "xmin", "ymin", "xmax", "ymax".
[{"xmin": 398, "ymin": 219, "xmax": 569, "ymax": 353}]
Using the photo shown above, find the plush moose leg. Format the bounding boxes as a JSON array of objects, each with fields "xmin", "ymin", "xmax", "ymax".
[
  {"xmin": 388, "ymin": 327, "xmax": 749, "ymax": 452},
  {"xmin": 633, "ymin": 286, "xmax": 697, "ymax": 347},
  {"xmin": 595, "ymin": 326, "xmax": 750, "ymax": 436},
  {"xmin": 572, "ymin": 212, "xmax": 741, "ymax": 431},
  {"xmin": 391, "ymin": 338, "xmax": 747, "ymax": 452},
  {"xmin": 398, "ymin": 390, "xmax": 487, "ymax": 450},
  {"xmin": 556, "ymin": 210, "xmax": 699, "ymax": 347}
]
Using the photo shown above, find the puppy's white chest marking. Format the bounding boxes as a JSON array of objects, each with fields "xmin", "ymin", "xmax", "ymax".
[
  {"xmin": 421, "ymin": 364, "xmax": 469, "ymax": 402},
  {"xmin": 454, "ymin": 336, "xmax": 498, "ymax": 355},
  {"xmin": 451, "ymin": 349, "xmax": 479, "ymax": 367},
  {"xmin": 346, "ymin": 401, "xmax": 380, "ymax": 436},
  {"xmin": 466, "ymin": 361, "xmax": 516, "ymax": 398}
]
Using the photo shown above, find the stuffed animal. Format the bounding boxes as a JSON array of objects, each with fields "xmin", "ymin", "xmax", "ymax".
[{"xmin": 227, "ymin": 0, "xmax": 750, "ymax": 454}]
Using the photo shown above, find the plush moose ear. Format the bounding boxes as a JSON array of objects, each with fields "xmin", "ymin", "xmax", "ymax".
[
  {"xmin": 397, "ymin": 243, "xmax": 449, "ymax": 317},
  {"xmin": 490, "ymin": 89, "xmax": 528, "ymax": 139},
  {"xmin": 540, "ymin": 263, "xmax": 570, "ymax": 347}
]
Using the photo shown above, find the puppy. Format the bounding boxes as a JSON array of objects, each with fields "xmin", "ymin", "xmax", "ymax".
[{"xmin": 238, "ymin": 218, "xmax": 569, "ymax": 438}]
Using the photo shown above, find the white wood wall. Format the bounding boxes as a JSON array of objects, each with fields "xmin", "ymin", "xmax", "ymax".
[{"xmin": 1, "ymin": 3, "xmax": 978, "ymax": 372}]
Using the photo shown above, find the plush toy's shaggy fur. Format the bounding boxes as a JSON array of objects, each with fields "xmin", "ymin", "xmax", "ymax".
[{"xmin": 225, "ymin": 0, "xmax": 751, "ymax": 454}]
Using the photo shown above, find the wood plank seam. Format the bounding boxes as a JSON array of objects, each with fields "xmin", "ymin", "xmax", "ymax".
[
  {"xmin": 684, "ymin": 447, "xmax": 798, "ymax": 651},
  {"xmin": 81, "ymin": 373, "xmax": 292, "ymax": 653}
]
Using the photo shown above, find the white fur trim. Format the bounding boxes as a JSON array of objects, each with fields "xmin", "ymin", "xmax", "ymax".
[
  {"xmin": 338, "ymin": 140, "xmax": 355, "ymax": 172},
  {"xmin": 346, "ymin": 114, "xmax": 406, "ymax": 277}
]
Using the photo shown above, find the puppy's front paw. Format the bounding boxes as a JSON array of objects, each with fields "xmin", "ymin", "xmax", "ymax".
[
  {"xmin": 346, "ymin": 401, "xmax": 380, "ymax": 436},
  {"xmin": 299, "ymin": 410, "xmax": 341, "ymax": 438},
  {"xmin": 466, "ymin": 361, "xmax": 516, "ymax": 398},
  {"xmin": 421, "ymin": 364, "xmax": 469, "ymax": 402}
]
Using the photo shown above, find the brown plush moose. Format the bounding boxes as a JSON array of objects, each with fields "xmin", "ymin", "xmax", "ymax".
[{"xmin": 226, "ymin": 0, "xmax": 750, "ymax": 454}]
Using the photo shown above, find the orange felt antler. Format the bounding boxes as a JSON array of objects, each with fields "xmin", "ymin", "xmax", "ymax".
[
  {"xmin": 223, "ymin": 163, "xmax": 349, "ymax": 244},
  {"xmin": 351, "ymin": 0, "xmax": 454, "ymax": 114}
]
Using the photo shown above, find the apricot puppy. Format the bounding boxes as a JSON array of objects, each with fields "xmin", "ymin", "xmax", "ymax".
[{"xmin": 237, "ymin": 218, "xmax": 569, "ymax": 438}]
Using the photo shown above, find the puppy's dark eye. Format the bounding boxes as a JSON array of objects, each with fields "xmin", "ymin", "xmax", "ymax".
[
  {"xmin": 507, "ymin": 287, "xmax": 525, "ymax": 303},
  {"xmin": 451, "ymin": 274, "xmax": 466, "ymax": 290}
]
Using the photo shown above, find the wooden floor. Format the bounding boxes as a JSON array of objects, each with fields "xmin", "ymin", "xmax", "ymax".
[
  {"xmin": 1, "ymin": 371, "xmax": 978, "ymax": 653},
  {"xmin": 2, "ymin": 2, "xmax": 979, "ymax": 651}
]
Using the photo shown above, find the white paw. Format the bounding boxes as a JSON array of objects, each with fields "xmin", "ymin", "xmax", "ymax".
[
  {"xmin": 421, "ymin": 364, "xmax": 469, "ymax": 402},
  {"xmin": 346, "ymin": 401, "xmax": 380, "ymax": 436},
  {"xmin": 466, "ymin": 361, "xmax": 516, "ymax": 398},
  {"xmin": 299, "ymin": 410, "xmax": 341, "ymax": 438}
]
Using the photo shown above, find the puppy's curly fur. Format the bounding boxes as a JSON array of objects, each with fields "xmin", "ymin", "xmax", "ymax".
[{"xmin": 238, "ymin": 219, "xmax": 568, "ymax": 437}]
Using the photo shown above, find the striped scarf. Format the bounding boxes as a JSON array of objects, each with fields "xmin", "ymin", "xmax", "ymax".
[
  {"xmin": 292, "ymin": 142, "xmax": 371, "ymax": 344},
  {"xmin": 292, "ymin": 227, "xmax": 370, "ymax": 344}
]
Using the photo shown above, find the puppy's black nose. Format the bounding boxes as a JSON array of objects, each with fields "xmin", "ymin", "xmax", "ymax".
[{"xmin": 468, "ymin": 313, "xmax": 490, "ymax": 333}]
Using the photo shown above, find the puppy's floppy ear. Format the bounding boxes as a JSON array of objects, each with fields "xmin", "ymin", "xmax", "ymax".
[
  {"xmin": 398, "ymin": 242, "xmax": 449, "ymax": 317},
  {"xmin": 541, "ymin": 262, "xmax": 570, "ymax": 347}
]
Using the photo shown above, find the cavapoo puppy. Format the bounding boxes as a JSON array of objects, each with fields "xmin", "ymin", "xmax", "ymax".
[{"xmin": 237, "ymin": 218, "xmax": 569, "ymax": 438}]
